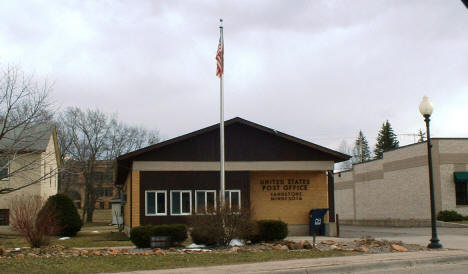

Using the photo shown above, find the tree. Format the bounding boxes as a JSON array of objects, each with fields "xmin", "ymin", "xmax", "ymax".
[
  {"xmin": 0, "ymin": 66, "xmax": 56, "ymax": 195},
  {"xmin": 335, "ymin": 140, "xmax": 353, "ymax": 171},
  {"xmin": 374, "ymin": 120, "xmax": 399, "ymax": 159},
  {"xmin": 57, "ymin": 107, "xmax": 159, "ymax": 223},
  {"xmin": 353, "ymin": 130, "xmax": 371, "ymax": 163},
  {"xmin": 417, "ymin": 129, "xmax": 426, "ymax": 142}
]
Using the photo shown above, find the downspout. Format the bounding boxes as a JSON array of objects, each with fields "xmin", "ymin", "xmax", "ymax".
[
  {"xmin": 327, "ymin": 171, "xmax": 335, "ymax": 222},
  {"xmin": 130, "ymin": 166, "xmax": 133, "ymax": 228}
]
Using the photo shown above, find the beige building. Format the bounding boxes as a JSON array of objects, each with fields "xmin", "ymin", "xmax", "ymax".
[
  {"xmin": 335, "ymin": 138, "xmax": 468, "ymax": 226},
  {"xmin": 60, "ymin": 160, "xmax": 117, "ymax": 210},
  {"xmin": 0, "ymin": 126, "xmax": 61, "ymax": 225}
]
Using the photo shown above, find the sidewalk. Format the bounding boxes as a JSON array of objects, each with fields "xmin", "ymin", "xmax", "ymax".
[{"xmin": 109, "ymin": 250, "xmax": 468, "ymax": 274}]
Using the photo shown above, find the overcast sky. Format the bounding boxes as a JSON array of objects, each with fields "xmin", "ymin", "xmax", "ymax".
[{"xmin": 1, "ymin": 0, "xmax": 467, "ymax": 152}]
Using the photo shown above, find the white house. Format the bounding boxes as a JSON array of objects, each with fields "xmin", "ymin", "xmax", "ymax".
[{"xmin": 0, "ymin": 126, "xmax": 61, "ymax": 225}]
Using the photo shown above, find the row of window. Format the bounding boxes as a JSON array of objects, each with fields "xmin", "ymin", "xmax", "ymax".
[{"xmin": 145, "ymin": 190, "xmax": 241, "ymax": 216}]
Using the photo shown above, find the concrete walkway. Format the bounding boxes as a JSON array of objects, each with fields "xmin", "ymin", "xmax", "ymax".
[{"xmin": 108, "ymin": 250, "xmax": 468, "ymax": 274}]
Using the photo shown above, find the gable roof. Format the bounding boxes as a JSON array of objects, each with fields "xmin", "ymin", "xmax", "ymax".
[
  {"xmin": 0, "ymin": 124, "xmax": 54, "ymax": 153},
  {"xmin": 118, "ymin": 117, "xmax": 350, "ymax": 162}
]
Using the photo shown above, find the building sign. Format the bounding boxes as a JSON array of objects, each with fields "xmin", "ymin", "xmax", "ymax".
[{"xmin": 260, "ymin": 178, "xmax": 310, "ymax": 201}]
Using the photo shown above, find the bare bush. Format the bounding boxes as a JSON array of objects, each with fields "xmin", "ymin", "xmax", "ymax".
[
  {"xmin": 9, "ymin": 195, "xmax": 58, "ymax": 247},
  {"xmin": 190, "ymin": 206, "xmax": 257, "ymax": 246}
]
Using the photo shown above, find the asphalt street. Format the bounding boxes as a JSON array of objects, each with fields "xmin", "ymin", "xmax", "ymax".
[{"xmin": 360, "ymin": 260, "xmax": 468, "ymax": 274}]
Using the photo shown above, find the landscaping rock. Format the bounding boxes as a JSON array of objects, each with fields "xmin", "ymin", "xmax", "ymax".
[
  {"xmin": 154, "ymin": 249, "xmax": 165, "ymax": 256},
  {"xmin": 303, "ymin": 241, "xmax": 313, "ymax": 249},
  {"xmin": 230, "ymin": 247, "xmax": 240, "ymax": 253},
  {"xmin": 15, "ymin": 254, "xmax": 25, "ymax": 259},
  {"xmin": 321, "ymin": 240, "xmax": 337, "ymax": 245},
  {"xmin": 391, "ymin": 244, "xmax": 408, "ymax": 252},
  {"xmin": 353, "ymin": 246, "xmax": 370, "ymax": 253}
]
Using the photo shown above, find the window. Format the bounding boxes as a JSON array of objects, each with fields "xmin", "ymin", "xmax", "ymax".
[
  {"xmin": 456, "ymin": 182, "xmax": 468, "ymax": 205},
  {"xmin": 0, "ymin": 157, "xmax": 9, "ymax": 180},
  {"xmin": 225, "ymin": 190, "xmax": 241, "ymax": 212},
  {"xmin": 0, "ymin": 209, "xmax": 9, "ymax": 225},
  {"xmin": 97, "ymin": 187, "xmax": 113, "ymax": 197},
  {"xmin": 146, "ymin": 190, "xmax": 167, "ymax": 216},
  {"xmin": 195, "ymin": 190, "xmax": 216, "ymax": 214},
  {"xmin": 171, "ymin": 190, "xmax": 191, "ymax": 215}
]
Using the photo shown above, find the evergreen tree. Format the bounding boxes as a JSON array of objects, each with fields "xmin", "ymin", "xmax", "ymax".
[
  {"xmin": 353, "ymin": 130, "xmax": 371, "ymax": 163},
  {"xmin": 374, "ymin": 120, "xmax": 399, "ymax": 159},
  {"xmin": 417, "ymin": 129, "xmax": 426, "ymax": 142}
]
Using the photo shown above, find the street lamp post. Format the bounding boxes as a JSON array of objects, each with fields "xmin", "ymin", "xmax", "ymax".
[{"xmin": 419, "ymin": 96, "xmax": 442, "ymax": 249}]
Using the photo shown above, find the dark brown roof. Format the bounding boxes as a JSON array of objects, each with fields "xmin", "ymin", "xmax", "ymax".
[
  {"xmin": 115, "ymin": 117, "xmax": 350, "ymax": 185},
  {"xmin": 118, "ymin": 117, "xmax": 349, "ymax": 161}
]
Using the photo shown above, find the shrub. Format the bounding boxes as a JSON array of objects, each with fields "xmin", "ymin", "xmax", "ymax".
[
  {"xmin": 437, "ymin": 210, "xmax": 464, "ymax": 222},
  {"xmin": 151, "ymin": 224, "xmax": 188, "ymax": 244},
  {"xmin": 43, "ymin": 194, "xmax": 82, "ymax": 236},
  {"xmin": 130, "ymin": 224, "xmax": 188, "ymax": 248},
  {"xmin": 255, "ymin": 220, "xmax": 288, "ymax": 242},
  {"xmin": 190, "ymin": 207, "xmax": 256, "ymax": 246},
  {"xmin": 130, "ymin": 226, "xmax": 153, "ymax": 248},
  {"xmin": 9, "ymin": 195, "xmax": 58, "ymax": 247},
  {"xmin": 191, "ymin": 226, "xmax": 220, "ymax": 246}
]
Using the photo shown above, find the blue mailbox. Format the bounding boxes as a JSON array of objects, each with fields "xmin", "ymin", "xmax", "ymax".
[{"xmin": 309, "ymin": 208, "xmax": 328, "ymax": 236}]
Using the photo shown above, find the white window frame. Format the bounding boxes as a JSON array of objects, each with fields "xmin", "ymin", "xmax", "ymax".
[
  {"xmin": 225, "ymin": 190, "xmax": 241, "ymax": 211},
  {"xmin": 195, "ymin": 190, "xmax": 217, "ymax": 214},
  {"xmin": 170, "ymin": 190, "xmax": 192, "ymax": 216},
  {"xmin": 145, "ymin": 190, "xmax": 167, "ymax": 216}
]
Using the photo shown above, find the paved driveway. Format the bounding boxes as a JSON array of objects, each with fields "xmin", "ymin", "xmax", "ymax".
[{"xmin": 340, "ymin": 225, "xmax": 468, "ymax": 251}]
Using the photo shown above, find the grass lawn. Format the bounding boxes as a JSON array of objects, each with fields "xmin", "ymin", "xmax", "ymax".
[
  {"xmin": 454, "ymin": 220, "xmax": 468, "ymax": 225},
  {"xmin": 0, "ymin": 231, "xmax": 132, "ymax": 249},
  {"xmin": 0, "ymin": 250, "xmax": 357, "ymax": 274}
]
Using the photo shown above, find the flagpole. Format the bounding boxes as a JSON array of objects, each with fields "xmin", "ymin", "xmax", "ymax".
[{"xmin": 219, "ymin": 19, "xmax": 225, "ymax": 207}]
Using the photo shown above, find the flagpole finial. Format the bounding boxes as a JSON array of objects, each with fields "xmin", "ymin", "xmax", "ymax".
[{"xmin": 219, "ymin": 18, "xmax": 223, "ymax": 28}]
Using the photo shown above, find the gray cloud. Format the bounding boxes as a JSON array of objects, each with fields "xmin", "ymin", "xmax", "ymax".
[{"xmin": 0, "ymin": 0, "xmax": 467, "ymax": 151}]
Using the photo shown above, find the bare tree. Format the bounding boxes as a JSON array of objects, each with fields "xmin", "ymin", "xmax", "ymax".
[
  {"xmin": 335, "ymin": 140, "xmax": 353, "ymax": 171},
  {"xmin": 58, "ymin": 107, "xmax": 159, "ymax": 223},
  {"xmin": 0, "ymin": 66, "xmax": 57, "ymax": 195},
  {"xmin": 9, "ymin": 195, "xmax": 58, "ymax": 247}
]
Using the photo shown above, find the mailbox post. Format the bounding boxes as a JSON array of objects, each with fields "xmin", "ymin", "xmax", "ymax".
[{"xmin": 309, "ymin": 208, "xmax": 328, "ymax": 247}]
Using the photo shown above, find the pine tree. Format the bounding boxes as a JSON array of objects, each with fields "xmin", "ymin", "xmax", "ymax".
[
  {"xmin": 374, "ymin": 120, "xmax": 399, "ymax": 159},
  {"xmin": 353, "ymin": 130, "xmax": 371, "ymax": 163},
  {"xmin": 417, "ymin": 129, "xmax": 426, "ymax": 142}
]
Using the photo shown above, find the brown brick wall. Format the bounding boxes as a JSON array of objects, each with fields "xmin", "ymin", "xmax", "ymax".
[{"xmin": 250, "ymin": 171, "xmax": 328, "ymax": 225}]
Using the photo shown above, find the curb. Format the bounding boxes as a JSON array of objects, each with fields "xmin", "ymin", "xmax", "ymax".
[{"xmin": 249, "ymin": 252, "xmax": 468, "ymax": 273}]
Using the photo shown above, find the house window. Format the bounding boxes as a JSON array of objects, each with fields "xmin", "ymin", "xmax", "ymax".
[
  {"xmin": 146, "ymin": 190, "xmax": 167, "ymax": 216},
  {"xmin": 0, "ymin": 157, "xmax": 9, "ymax": 180},
  {"xmin": 456, "ymin": 182, "xmax": 468, "ymax": 205},
  {"xmin": 195, "ymin": 190, "xmax": 216, "ymax": 214},
  {"xmin": 224, "ymin": 190, "xmax": 241, "ymax": 212},
  {"xmin": 171, "ymin": 190, "xmax": 191, "ymax": 215},
  {"xmin": 0, "ymin": 209, "xmax": 9, "ymax": 225}
]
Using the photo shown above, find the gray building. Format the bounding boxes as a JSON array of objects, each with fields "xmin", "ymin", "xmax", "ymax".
[{"xmin": 335, "ymin": 138, "xmax": 468, "ymax": 226}]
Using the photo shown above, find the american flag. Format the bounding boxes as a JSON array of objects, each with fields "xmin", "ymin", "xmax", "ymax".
[{"xmin": 216, "ymin": 32, "xmax": 224, "ymax": 78}]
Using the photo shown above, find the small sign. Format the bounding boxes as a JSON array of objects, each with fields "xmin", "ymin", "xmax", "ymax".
[{"xmin": 314, "ymin": 218, "xmax": 321, "ymax": 225}]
